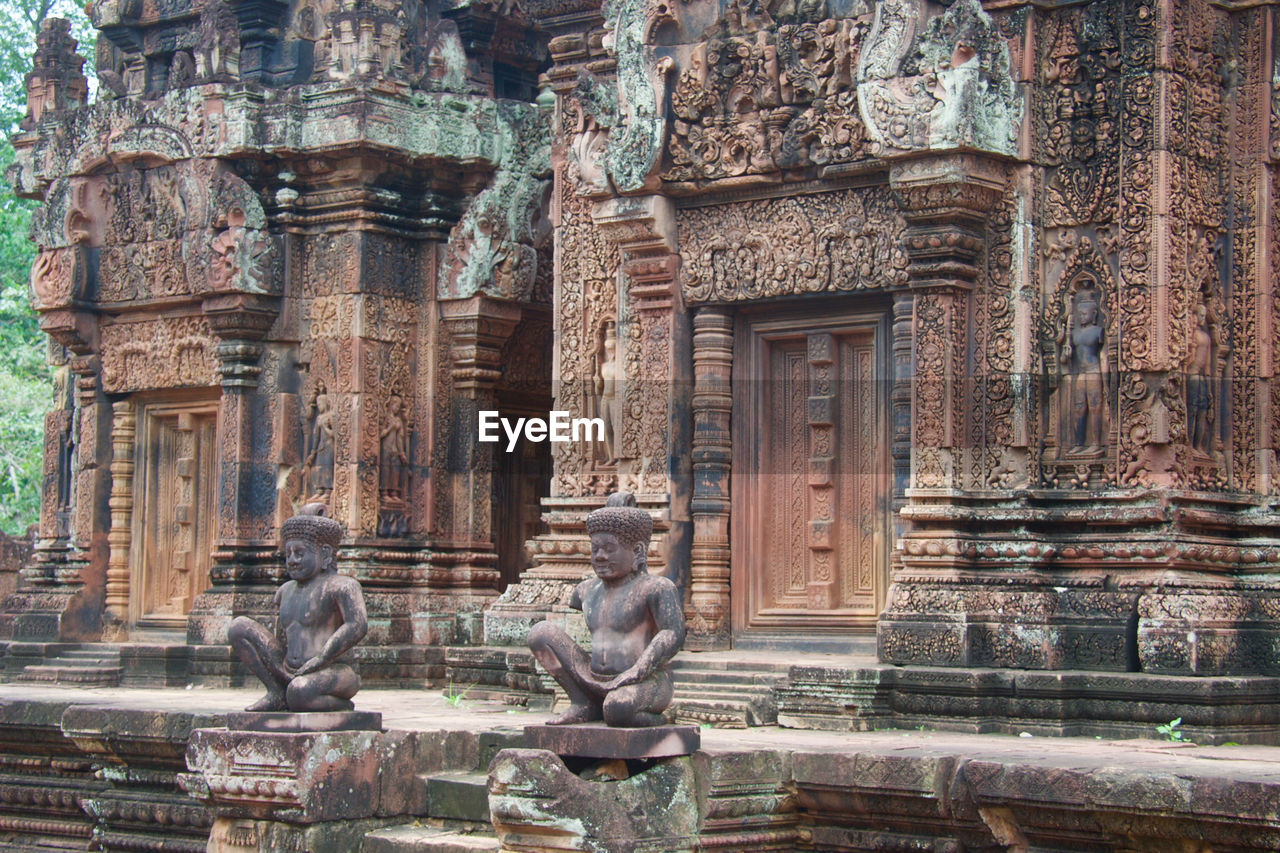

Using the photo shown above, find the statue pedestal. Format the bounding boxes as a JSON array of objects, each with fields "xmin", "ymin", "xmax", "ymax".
[
  {"xmin": 523, "ymin": 723, "xmax": 699, "ymax": 759},
  {"xmin": 489, "ymin": 747, "xmax": 699, "ymax": 853},
  {"xmin": 181, "ymin": 723, "xmax": 400, "ymax": 852},
  {"xmin": 227, "ymin": 710, "xmax": 382, "ymax": 732}
]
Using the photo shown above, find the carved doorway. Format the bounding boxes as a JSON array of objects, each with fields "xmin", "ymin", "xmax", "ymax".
[
  {"xmin": 130, "ymin": 400, "xmax": 219, "ymax": 630},
  {"xmin": 732, "ymin": 309, "xmax": 890, "ymax": 641}
]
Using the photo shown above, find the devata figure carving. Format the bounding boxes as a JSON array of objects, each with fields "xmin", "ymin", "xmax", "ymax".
[
  {"xmin": 528, "ymin": 492, "xmax": 684, "ymax": 727},
  {"xmin": 229, "ymin": 503, "xmax": 368, "ymax": 712},
  {"xmin": 1187, "ymin": 302, "xmax": 1219, "ymax": 455},
  {"xmin": 593, "ymin": 320, "xmax": 620, "ymax": 467},
  {"xmin": 379, "ymin": 394, "xmax": 410, "ymax": 501},
  {"xmin": 304, "ymin": 384, "xmax": 334, "ymax": 499},
  {"xmin": 1060, "ymin": 285, "xmax": 1109, "ymax": 453}
]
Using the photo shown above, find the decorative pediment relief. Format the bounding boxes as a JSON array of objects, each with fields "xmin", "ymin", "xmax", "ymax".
[
  {"xmin": 569, "ymin": 0, "xmax": 674, "ymax": 193},
  {"xmin": 857, "ymin": 0, "xmax": 1020, "ymax": 157},
  {"xmin": 28, "ymin": 155, "xmax": 279, "ymax": 313},
  {"xmin": 438, "ymin": 105, "xmax": 552, "ymax": 301}
]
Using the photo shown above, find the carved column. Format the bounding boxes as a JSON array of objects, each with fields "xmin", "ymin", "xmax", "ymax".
[
  {"xmin": 203, "ymin": 293, "xmax": 279, "ymax": 582},
  {"xmin": 104, "ymin": 400, "xmax": 135, "ymax": 626},
  {"xmin": 889, "ymin": 290, "xmax": 913, "ymax": 534},
  {"xmin": 437, "ymin": 295, "xmax": 524, "ymax": 597},
  {"xmin": 688, "ymin": 308, "xmax": 732, "ymax": 650}
]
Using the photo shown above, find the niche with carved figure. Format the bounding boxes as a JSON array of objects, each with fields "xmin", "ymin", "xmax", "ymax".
[{"xmin": 1044, "ymin": 237, "xmax": 1120, "ymax": 488}]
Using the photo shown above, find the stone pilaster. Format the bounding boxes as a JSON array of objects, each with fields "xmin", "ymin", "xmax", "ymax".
[
  {"xmin": 890, "ymin": 154, "xmax": 1005, "ymax": 492},
  {"xmin": 592, "ymin": 194, "xmax": 692, "ymax": 597},
  {"xmin": 203, "ymin": 293, "xmax": 279, "ymax": 583},
  {"xmin": 436, "ymin": 295, "xmax": 524, "ymax": 600}
]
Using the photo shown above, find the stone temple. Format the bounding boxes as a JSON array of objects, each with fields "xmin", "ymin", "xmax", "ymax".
[{"xmin": 4, "ymin": 0, "xmax": 1280, "ymax": 848}]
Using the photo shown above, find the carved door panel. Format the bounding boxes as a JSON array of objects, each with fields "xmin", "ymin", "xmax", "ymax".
[
  {"xmin": 734, "ymin": 312, "xmax": 889, "ymax": 636},
  {"xmin": 131, "ymin": 401, "xmax": 219, "ymax": 629}
]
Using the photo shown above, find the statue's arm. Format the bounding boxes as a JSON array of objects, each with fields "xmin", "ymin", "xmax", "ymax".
[
  {"xmin": 295, "ymin": 580, "xmax": 369, "ymax": 676},
  {"xmin": 610, "ymin": 580, "xmax": 685, "ymax": 689},
  {"xmin": 273, "ymin": 586, "xmax": 287, "ymax": 649}
]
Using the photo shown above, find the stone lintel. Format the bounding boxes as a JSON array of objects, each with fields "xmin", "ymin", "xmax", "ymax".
[{"xmin": 523, "ymin": 723, "xmax": 700, "ymax": 758}]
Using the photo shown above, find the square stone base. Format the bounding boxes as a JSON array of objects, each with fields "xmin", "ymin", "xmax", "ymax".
[
  {"xmin": 523, "ymin": 723, "xmax": 699, "ymax": 759},
  {"xmin": 227, "ymin": 711, "xmax": 382, "ymax": 732}
]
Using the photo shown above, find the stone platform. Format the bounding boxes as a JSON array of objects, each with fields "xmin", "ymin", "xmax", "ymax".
[{"xmin": 0, "ymin": 683, "xmax": 1276, "ymax": 851}]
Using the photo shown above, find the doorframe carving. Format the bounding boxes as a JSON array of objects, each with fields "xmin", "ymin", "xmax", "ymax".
[
  {"xmin": 730, "ymin": 303, "xmax": 892, "ymax": 642},
  {"xmin": 128, "ymin": 396, "xmax": 220, "ymax": 630}
]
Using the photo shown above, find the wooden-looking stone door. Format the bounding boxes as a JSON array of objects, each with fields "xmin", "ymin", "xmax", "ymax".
[
  {"xmin": 130, "ymin": 400, "xmax": 218, "ymax": 630},
  {"xmin": 733, "ymin": 310, "xmax": 889, "ymax": 640}
]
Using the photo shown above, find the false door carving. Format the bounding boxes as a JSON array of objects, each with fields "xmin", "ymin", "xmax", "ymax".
[
  {"xmin": 131, "ymin": 400, "xmax": 218, "ymax": 628},
  {"xmin": 734, "ymin": 311, "xmax": 889, "ymax": 635}
]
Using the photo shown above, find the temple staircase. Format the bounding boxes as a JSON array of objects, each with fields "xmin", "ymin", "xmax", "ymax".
[
  {"xmin": 14, "ymin": 643, "xmax": 121, "ymax": 686},
  {"xmin": 361, "ymin": 733, "xmax": 517, "ymax": 852},
  {"xmin": 667, "ymin": 656, "xmax": 791, "ymax": 728}
]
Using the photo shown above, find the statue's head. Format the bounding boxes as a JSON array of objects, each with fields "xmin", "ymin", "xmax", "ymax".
[
  {"xmin": 280, "ymin": 502, "xmax": 342, "ymax": 582},
  {"xmin": 1074, "ymin": 297, "xmax": 1097, "ymax": 328},
  {"xmin": 584, "ymin": 491, "xmax": 652, "ymax": 581}
]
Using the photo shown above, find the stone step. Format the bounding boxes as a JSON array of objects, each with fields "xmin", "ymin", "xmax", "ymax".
[
  {"xmin": 667, "ymin": 661, "xmax": 785, "ymax": 727},
  {"xmin": 363, "ymin": 825, "xmax": 500, "ymax": 853},
  {"xmin": 13, "ymin": 643, "xmax": 125, "ymax": 687},
  {"xmin": 669, "ymin": 657, "xmax": 792, "ymax": 674},
  {"xmin": 16, "ymin": 663, "xmax": 121, "ymax": 686},
  {"xmin": 665, "ymin": 667, "xmax": 786, "ymax": 688},
  {"xmin": 671, "ymin": 694, "xmax": 775, "ymax": 728},
  {"xmin": 423, "ymin": 771, "xmax": 491, "ymax": 823}
]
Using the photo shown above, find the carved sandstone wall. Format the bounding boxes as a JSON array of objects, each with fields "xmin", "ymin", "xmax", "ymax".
[
  {"xmin": 9, "ymin": 3, "xmax": 553, "ymax": 678},
  {"xmin": 491, "ymin": 0, "xmax": 1280, "ymax": 680}
]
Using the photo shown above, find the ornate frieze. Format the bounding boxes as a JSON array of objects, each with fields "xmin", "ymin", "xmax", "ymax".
[
  {"xmin": 98, "ymin": 316, "xmax": 218, "ymax": 394},
  {"xmin": 677, "ymin": 188, "xmax": 908, "ymax": 304}
]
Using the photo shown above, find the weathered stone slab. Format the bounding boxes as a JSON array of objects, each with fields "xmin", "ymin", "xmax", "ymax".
[
  {"xmin": 227, "ymin": 710, "xmax": 382, "ymax": 732},
  {"xmin": 522, "ymin": 723, "xmax": 699, "ymax": 759}
]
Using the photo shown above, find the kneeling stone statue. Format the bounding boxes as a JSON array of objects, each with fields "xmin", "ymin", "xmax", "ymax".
[
  {"xmin": 229, "ymin": 502, "xmax": 368, "ymax": 712},
  {"xmin": 529, "ymin": 492, "xmax": 685, "ymax": 727}
]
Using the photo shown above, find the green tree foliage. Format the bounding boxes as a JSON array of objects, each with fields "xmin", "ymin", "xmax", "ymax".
[{"xmin": 0, "ymin": 0, "xmax": 94, "ymax": 534}]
